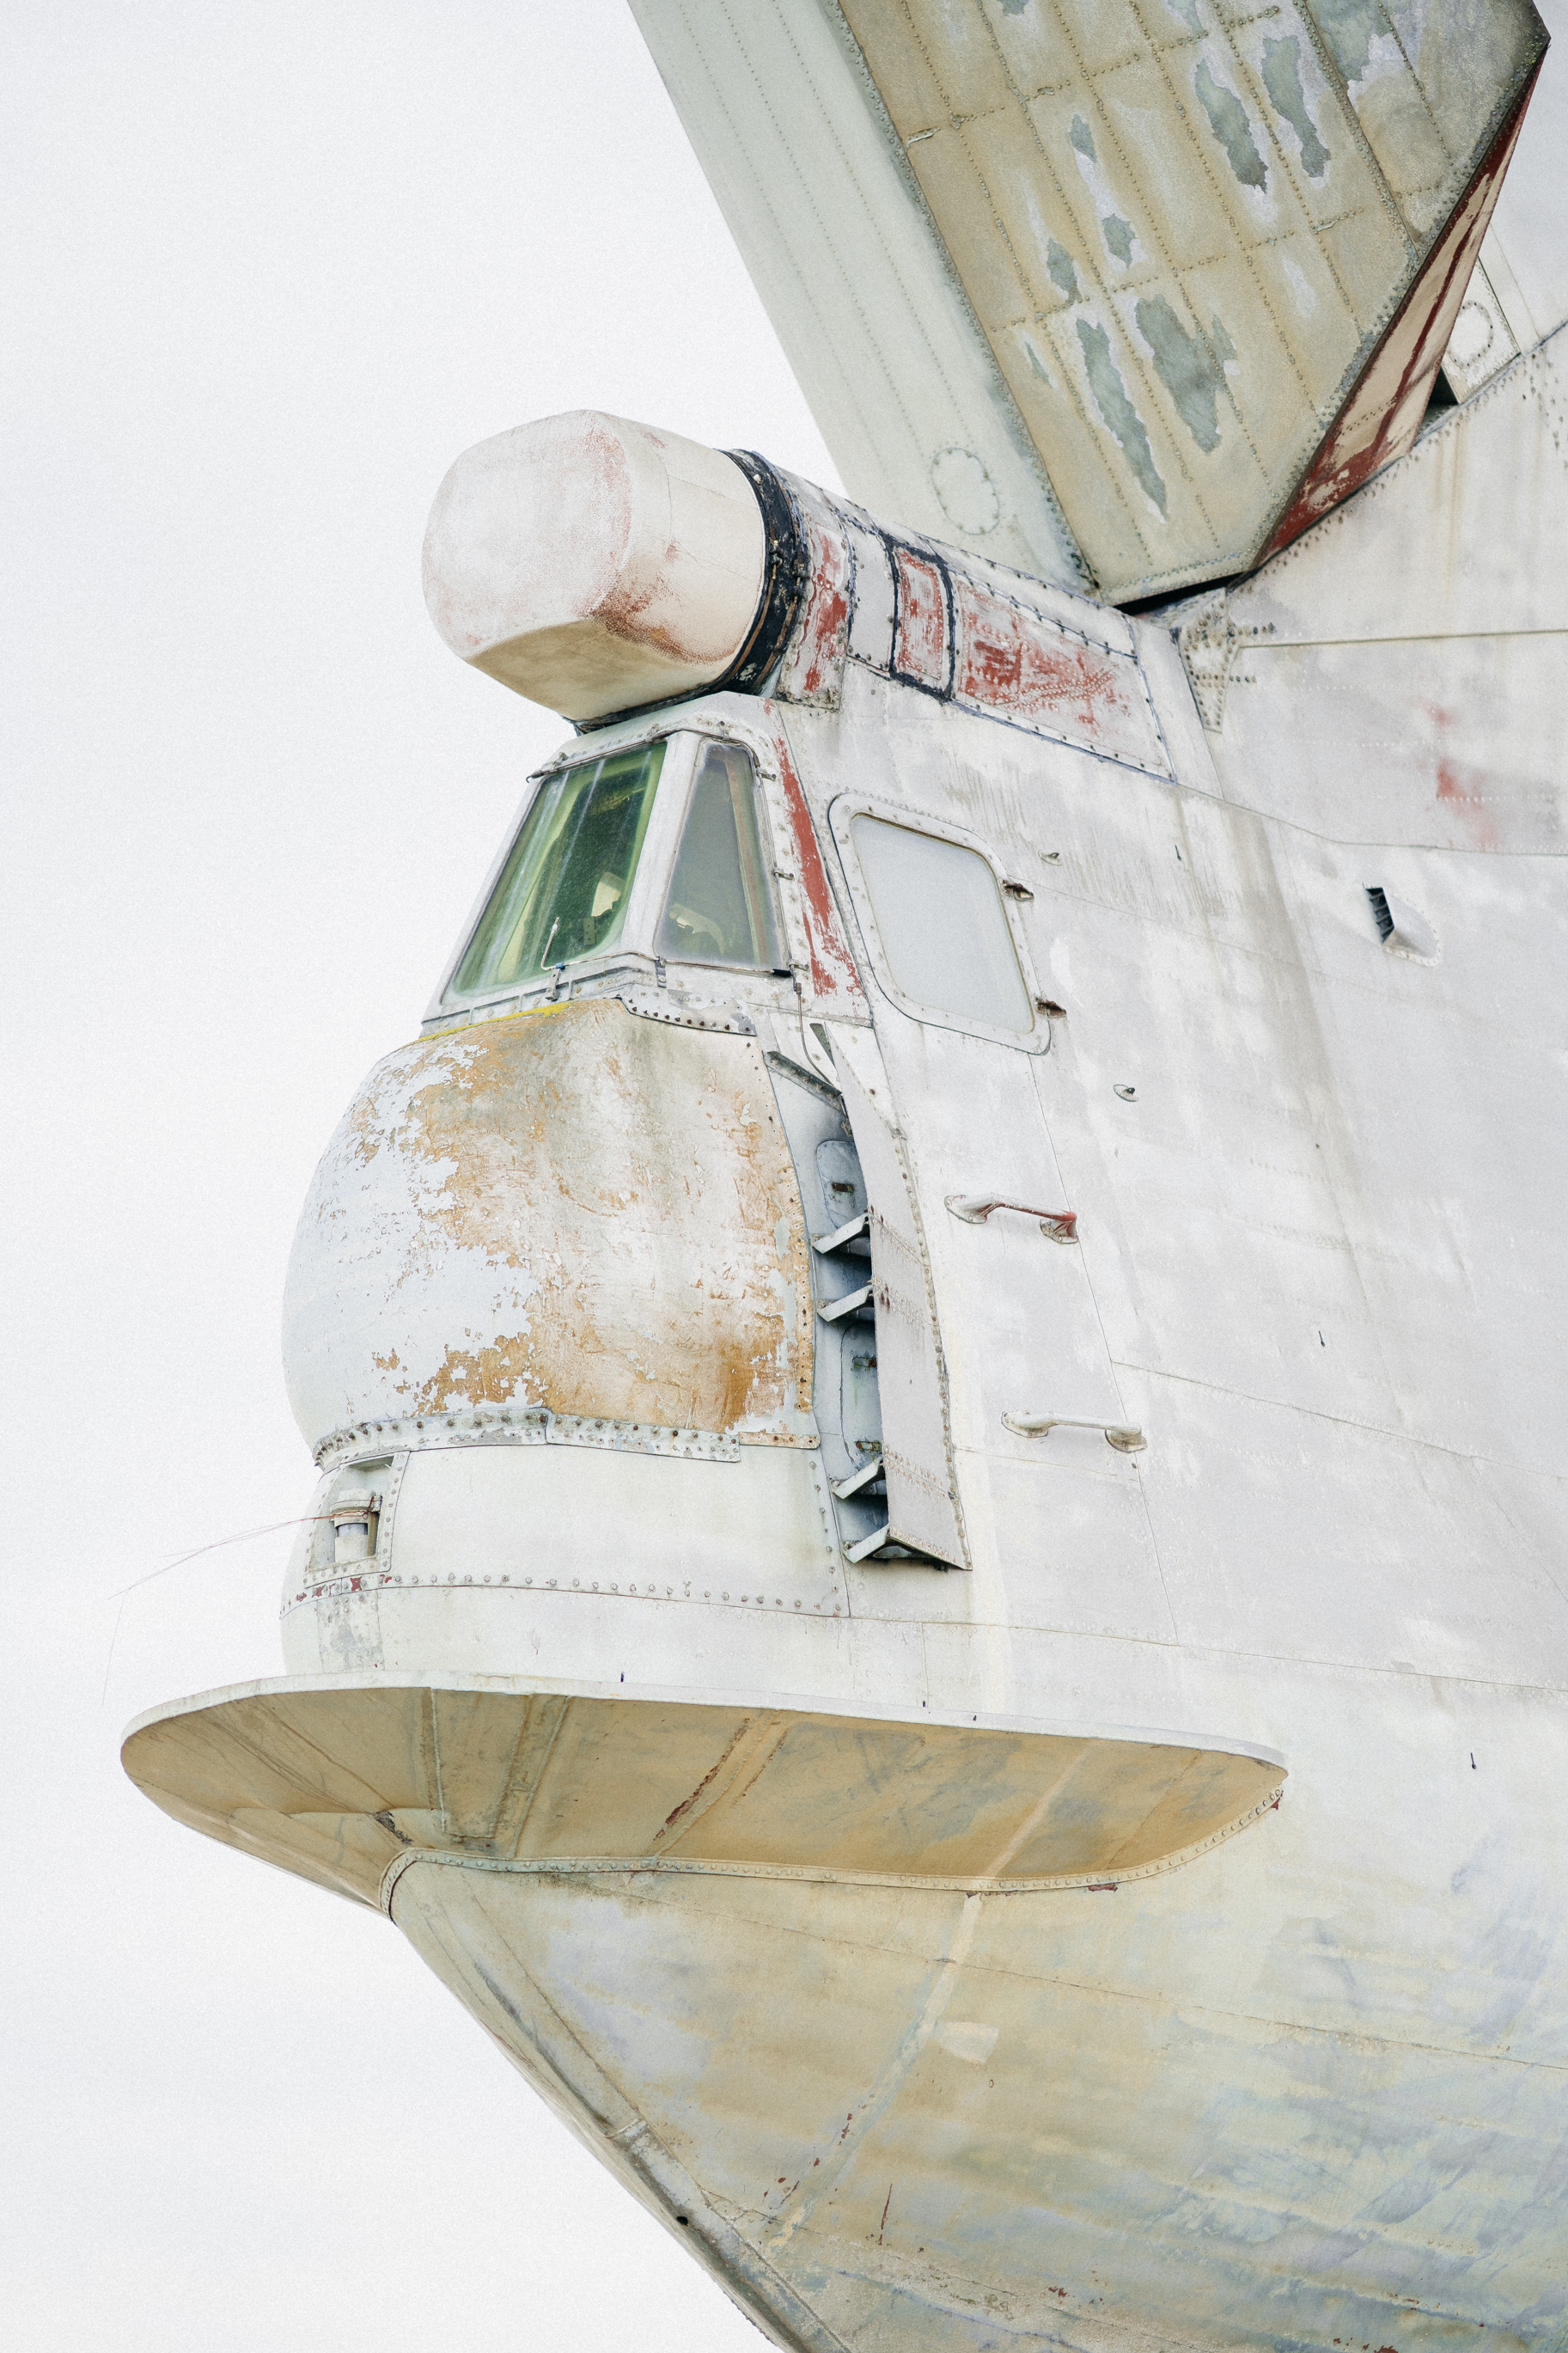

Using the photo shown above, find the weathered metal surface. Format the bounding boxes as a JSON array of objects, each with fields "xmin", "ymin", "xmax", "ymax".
[
  {"xmin": 775, "ymin": 474, "xmax": 853, "ymax": 707},
  {"xmin": 423, "ymin": 427, "xmax": 1171, "ymax": 770},
  {"xmin": 390, "ymin": 1804, "xmax": 1568, "ymax": 2353},
  {"xmin": 1476, "ymin": 0, "xmax": 1568, "ymax": 350},
  {"xmin": 891, "ymin": 547, "xmax": 949, "ymax": 688},
  {"xmin": 635, "ymin": 0, "xmax": 1546, "ymax": 597},
  {"xmin": 1175, "ymin": 325, "xmax": 1568, "ymax": 847},
  {"xmin": 131, "ymin": 237, "xmax": 1568, "ymax": 2352},
  {"xmin": 283, "ymin": 995, "xmax": 816, "ymax": 1452},
  {"xmin": 770, "ymin": 479, "xmax": 1172, "ymax": 772},
  {"xmin": 313, "ymin": 1406, "xmax": 742, "ymax": 1475},
  {"xmin": 762, "ymin": 718, "xmax": 872, "ymax": 1018},
  {"xmin": 422, "ymin": 410, "xmax": 766, "ymax": 720},
  {"xmin": 281, "ymin": 1439, "xmax": 851, "ymax": 1671},
  {"xmin": 823, "ymin": 1020, "xmax": 967, "ymax": 1568},
  {"xmin": 627, "ymin": 0, "xmax": 1089, "ymax": 588},
  {"xmin": 1260, "ymin": 89, "xmax": 1536, "ymax": 553},
  {"xmin": 1439, "ymin": 245, "xmax": 1522, "ymax": 399},
  {"xmin": 121, "ymin": 1677, "xmax": 1284, "ymax": 1907}
]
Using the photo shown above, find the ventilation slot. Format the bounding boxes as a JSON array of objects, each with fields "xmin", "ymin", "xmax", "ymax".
[
  {"xmin": 809, "ymin": 1134, "xmax": 891, "ymax": 1559},
  {"xmin": 1365, "ymin": 884, "xmax": 1437, "ymax": 959},
  {"xmin": 766, "ymin": 1048, "xmax": 944, "ymax": 1565}
]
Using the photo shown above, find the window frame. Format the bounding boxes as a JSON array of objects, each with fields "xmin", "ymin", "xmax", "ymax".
[
  {"xmin": 654, "ymin": 735, "xmax": 790, "ymax": 981},
  {"xmin": 427, "ymin": 729, "xmax": 702, "ymax": 1021},
  {"xmin": 422, "ymin": 707, "xmax": 808, "ymax": 1029},
  {"xmin": 828, "ymin": 794, "xmax": 1049, "ymax": 1054}
]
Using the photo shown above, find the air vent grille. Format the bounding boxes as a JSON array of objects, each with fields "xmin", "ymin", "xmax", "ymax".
[{"xmin": 1366, "ymin": 886, "xmax": 1395, "ymax": 943}]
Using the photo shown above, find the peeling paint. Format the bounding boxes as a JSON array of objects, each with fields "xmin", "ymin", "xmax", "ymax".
[
  {"xmin": 829, "ymin": 0, "xmax": 1545, "ymax": 592},
  {"xmin": 1136, "ymin": 296, "xmax": 1235, "ymax": 454},
  {"xmin": 284, "ymin": 998, "xmax": 815, "ymax": 1446},
  {"xmin": 1077, "ymin": 320, "xmax": 1168, "ymax": 515},
  {"xmin": 1315, "ymin": 0, "xmax": 1386, "ymax": 86},
  {"xmin": 777, "ymin": 504, "xmax": 850, "ymax": 705},
  {"xmin": 1263, "ymin": 85, "xmax": 1532, "ymax": 557},
  {"xmin": 952, "ymin": 577, "xmax": 1146, "ymax": 753},
  {"xmin": 765, "ymin": 721, "xmax": 869, "ymax": 1017},
  {"xmin": 892, "ymin": 548, "xmax": 949, "ymax": 688},
  {"xmin": 1262, "ymin": 34, "xmax": 1330, "ymax": 178},
  {"xmin": 1193, "ymin": 59, "xmax": 1268, "ymax": 189}
]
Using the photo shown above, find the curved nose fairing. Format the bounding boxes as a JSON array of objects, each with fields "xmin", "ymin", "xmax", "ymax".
[{"xmin": 284, "ymin": 996, "xmax": 815, "ymax": 1455}]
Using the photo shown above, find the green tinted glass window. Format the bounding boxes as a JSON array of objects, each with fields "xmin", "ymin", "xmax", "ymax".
[
  {"xmin": 656, "ymin": 741, "xmax": 783, "ymax": 970},
  {"xmin": 448, "ymin": 740, "xmax": 665, "ymax": 1000}
]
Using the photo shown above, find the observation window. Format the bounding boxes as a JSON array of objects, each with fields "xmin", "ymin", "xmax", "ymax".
[
  {"xmin": 448, "ymin": 740, "xmax": 665, "ymax": 1000},
  {"xmin": 656, "ymin": 740, "xmax": 783, "ymax": 970},
  {"xmin": 850, "ymin": 816, "xmax": 1033, "ymax": 1033}
]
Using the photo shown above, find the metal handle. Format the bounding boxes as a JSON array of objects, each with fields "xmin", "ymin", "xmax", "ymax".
[
  {"xmin": 1003, "ymin": 1413, "xmax": 1144, "ymax": 1453},
  {"xmin": 946, "ymin": 1195, "xmax": 1077, "ymax": 1244}
]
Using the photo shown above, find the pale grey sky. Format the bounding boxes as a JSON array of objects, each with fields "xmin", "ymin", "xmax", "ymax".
[
  {"xmin": 10, "ymin": 5, "xmax": 1568, "ymax": 2346},
  {"xmin": 2, "ymin": 6, "xmax": 833, "ymax": 2345}
]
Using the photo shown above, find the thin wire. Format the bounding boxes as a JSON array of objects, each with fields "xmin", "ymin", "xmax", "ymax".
[
  {"xmin": 101, "ymin": 1513, "xmax": 333, "ymax": 1707},
  {"xmin": 109, "ymin": 1515, "xmax": 330, "ymax": 1603}
]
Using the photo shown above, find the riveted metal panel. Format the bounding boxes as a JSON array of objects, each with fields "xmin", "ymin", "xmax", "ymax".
[{"xmin": 284, "ymin": 996, "xmax": 817, "ymax": 1452}]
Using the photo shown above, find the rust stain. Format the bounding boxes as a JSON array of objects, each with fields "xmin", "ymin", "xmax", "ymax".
[
  {"xmin": 1263, "ymin": 83, "xmax": 1534, "ymax": 558},
  {"xmin": 789, "ymin": 514, "xmax": 851, "ymax": 699},
  {"xmin": 766, "ymin": 720, "xmax": 869, "ymax": 1018},
  {"xmin": 324, "ymin": 999, "xmax": 810, "ymax": 1434},
  {"xmin": 893, "ymin": 549, "xmax": 949, "ymax": 688},
  {"xmin": 1431, "ymin": 706, "xmax": 1498, "ymax": 849},
  {"xmin": 412, "ymin": 1334, "xmax": 541, "ymax": 1414},
  {"xmin": 655, "ymin": 1715, "xmax": 758, "ymax": 1840},
  {"xmin": 953, "ymin": 576, "xmax": 1126, "ymax": 738}
]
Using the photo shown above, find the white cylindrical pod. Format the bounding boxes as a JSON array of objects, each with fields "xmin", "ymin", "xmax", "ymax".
[{"xmin": 422, "ymin": 411, "xmax": 769, "ymax": 723}]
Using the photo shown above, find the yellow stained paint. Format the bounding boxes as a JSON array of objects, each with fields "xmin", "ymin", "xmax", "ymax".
[
  {"xmin": 121, "ymin": 1678, "xmax": 1285, "ymax": 1912},
  {"xmin": 286, "ymin": 996, "xmax": 815, "ymax": 1446}
]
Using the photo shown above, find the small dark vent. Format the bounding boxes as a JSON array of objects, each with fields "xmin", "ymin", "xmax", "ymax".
[
  {"xmin": 1424, "ymin": 367, "xmax": 1459, "ymax": 421},
  {"xmin": 1365, "ymin": 885, "xmax": 1395, "ymax": 943}
]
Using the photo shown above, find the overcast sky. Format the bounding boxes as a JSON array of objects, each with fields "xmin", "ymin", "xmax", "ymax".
[
  {"xmin": 10, "ymin": 5, "xmax": 1568, "ymax": 2347},
  {"xmin": 3, "ymin": 7, "xmax": 834, "ymax": 2346}
]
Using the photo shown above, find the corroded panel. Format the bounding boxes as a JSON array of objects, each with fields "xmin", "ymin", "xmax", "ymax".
[
  {"xmin": 283, "ymin": 996, "xmax": 815, "ymax": 1452},
  {"xmin": 837, "ymin": 0, "xmax": 1545, "ymax": 595}
]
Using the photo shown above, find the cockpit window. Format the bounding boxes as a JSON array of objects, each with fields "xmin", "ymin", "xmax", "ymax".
[
  {"xmin": 448, "ymin": 739, "xmax": 665, "ymax": 1000},
  {"xmin": 656, "ymin": 740, "xmax": 783, "ymax": 970}
]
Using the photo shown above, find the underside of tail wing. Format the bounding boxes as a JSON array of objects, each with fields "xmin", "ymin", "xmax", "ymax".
[{"xmin": 631, "ymin": 0, "xmax": 1550, "ymax": 601}]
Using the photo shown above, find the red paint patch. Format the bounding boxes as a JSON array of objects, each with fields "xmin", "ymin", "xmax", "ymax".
[
  {"xmin": 766, "ymin": 717, "xmax": 869, "ymax": 1018},
  {"xmin": 893, "ymin": 549, "xmax": 949, "ymax": 688},
  {"xmin": 951, "ymin": 577, "xmax": 1162, "ymax": 767},
  {"xmin": 955, "ymin": 578, "xmax": 1124, "ymax": 731},
  {"xmin": 1431, "ymin": 706, "xmax": 1498, "ymax": 849},
  {"xmin": 780, "ymin": 515, "xmax": 851, "ymax": 701},
  {"xmin": 1264, "ymin": 79, "xmax": 1536, "ymax": 559}
]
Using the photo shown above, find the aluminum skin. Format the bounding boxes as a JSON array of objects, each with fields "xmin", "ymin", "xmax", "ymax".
[
  {"xmin": 629, "ymin": 0, "xmax": 1549, "ymax": 598},
  {"xmin": 129, "ymin": 315, "xmax": 1568, "ymax": 2350}
]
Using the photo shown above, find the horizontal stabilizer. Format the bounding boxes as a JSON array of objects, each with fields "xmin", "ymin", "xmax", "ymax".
[{"xmin": 633, "ymin": 0, "xmax": 1547, "ymax": 601}]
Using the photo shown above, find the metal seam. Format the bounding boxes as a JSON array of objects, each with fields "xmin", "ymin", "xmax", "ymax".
[{"xmin": 386, "ymin": 1779, "xmax": 1283, "ymax": 1898}]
